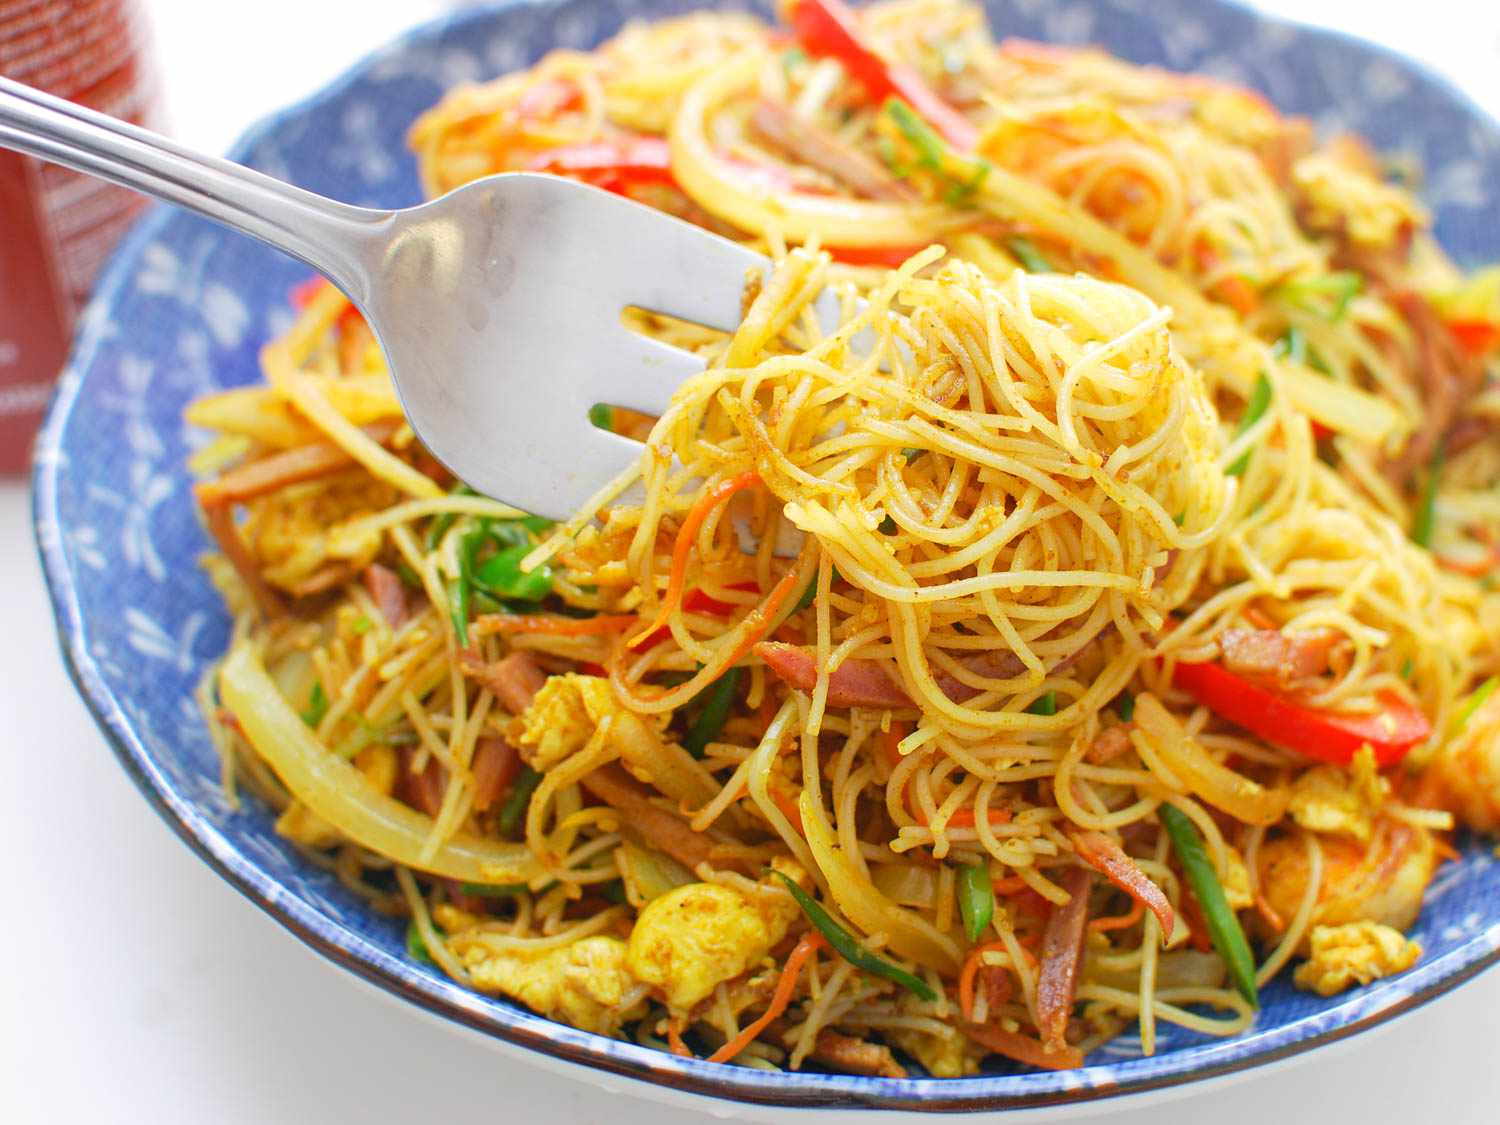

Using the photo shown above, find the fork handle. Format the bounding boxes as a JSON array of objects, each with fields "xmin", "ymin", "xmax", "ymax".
[{"xmin": 0, "ymin": 75, "xmax": 389, "ymax": 302}]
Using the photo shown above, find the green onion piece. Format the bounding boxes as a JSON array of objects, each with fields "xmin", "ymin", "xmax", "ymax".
[
  {"xmin": 1160, "ymin": 804, "xmax": 1258, "ymax": 1007},
  {"xmin": 884, "ymin": 98, "xmax": 945, "ymax": 169},
  {"xmin": 958, "ymin": 863, "xmax": 995, "ymax": 942},
  {"xmin": 395, "ymin": 561, "xmax": 423, "ymax": 589},
  {"xmin": 878, "ymin": 514, "xmax": 898, "ymax": 535},
  {"xmin": 300, "ymin": 682, "xmax": 329, "ymax": 728},
  {"xmin": 902, "ymin": 447, "xmax": 927, "ymax": 464},
  {"xmin": 588, "ymin": 403, "xmax": 615, "ymax": 432},
  {"xmin": 1277, "ymin": 271, "xmax": 1362, "ymax": 321},
  {"xmin": 683, "ymin": 666, "xmax": 742, "ymax": 759},
  {"xmin": 943, "ymin": 158, "xmax": 991, "ymax": 204},
  {"xmin": 425, "ymin": 483, "xmax": 477, "ymax": 549},
  {"xmin": 875, "ymin": 136, "xmax": 913, "ymax": 178},
  {"xmin": 458, "ymin": 881, "xmax": 528, "ymax": 898},
  {"xmin": 1116, "ymin": 692, "xmax": 1136, "ymax": 722},
  {"xmin": 498, "ymin": 766, "xmax": 542, "ymax": 837},
  {"xmin": 473, "ymin": 542, "xmax": 553, "ymax": 602},
  {"xmin": 1272, "ymin": 325, "xmax": 1331, "ymax": 374},
  {"xmin": 1225, "ymin": 372, "xmax": 1274, "ymax": 477},
  {"xmin": 773, "ymin": 872, "xmax": 937, "ymax": 1001},
  {"xmin": 1454, "ymin": 677, "xmax": 1498, "ymax": 732},
  {"xmin": 447, "ymin": 577, "xmax": 470, "ymax": 647},
  {"xmin": 350, "ymin": 616, "xmax": 372, "ymax": 636},
  {"xmin": 1005, "ymin": 236, "xmax": 1051, "ymax": 273},
  {"xmin": 1027, "ymin": 691, "xmax": 1057, "ymax": 716},
  {"xmin": 601, "ymin": 879, "xmax": 628, "ymax": 904},
  {"xmin": 405, "ymin": 918, "xmax": 438, "ymax": 965},
  {"xmin": 1411, "ymin": 444, "xmax": 1444, "ymax": 548},
  {"xmin": 1400, "ymin": 656, "xmax": 1415, "ymax": 680},
  {"xmin": 781, "ymin": 46, "xmax": 807, "ymax": 67}
]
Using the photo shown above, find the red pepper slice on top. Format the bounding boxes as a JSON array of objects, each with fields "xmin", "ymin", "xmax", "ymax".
[
  {"xmin": 529, "ymin": 136, "xmax": 677, "ymax": 193},
  {"xmin": 787, "ymin": 0, "xmax": 978, "ymax": 150},
  {"xmin": 1172, "ymin": 658, "xmax": 1431, "ymax": 767},
  {"xmin": 1446, "ymin": 317, "xmax": 1500, "ymax": 359}
]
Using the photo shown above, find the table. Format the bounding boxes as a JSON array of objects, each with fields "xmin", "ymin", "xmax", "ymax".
[{"xmin": 3, "ymin": 2, "xmax": 1498, "ymax": 1121}]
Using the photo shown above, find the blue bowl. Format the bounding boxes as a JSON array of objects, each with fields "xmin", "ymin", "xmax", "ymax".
[{"xmin": 33, "ymin": 0, "xmax": 1500, "ymax": 1112}]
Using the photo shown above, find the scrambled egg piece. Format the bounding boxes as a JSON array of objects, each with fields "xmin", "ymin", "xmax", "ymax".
[
  {"xmin": 516, "ymin": 674, "xmax": 619, "ymax": 771},
  {"xmin": 1292, "ymin": 150, "xmax": 1429, "ymax": 248},
  {"xmin": 462, "ymin": 935, "xmax": 645, "ymax": 1036},
  {"xmin": 1288, "ymin": 756, "xmax": 1388, "ymax": 843},
  {"xmin": 1220, "ymin": 844, "xmax": 1254, "ymax": 912},
  {"xmin": 883, "ymin": 1021, "xmax": 979, "ymax": 1078},
  {"xmin": 1293, "ymin": 921, "xmax": 1421, "ymax": 996},
  {"xmin": 626, "ymin": 876, "xmax": 800, "ymax": 1011},
  {"xmin": 274, "ymin": 745, "xmax": 398, "ymax": 848}
]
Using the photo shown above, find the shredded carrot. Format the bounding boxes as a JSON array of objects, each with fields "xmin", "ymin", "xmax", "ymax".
[
  {"xmin": 937, "ymin": 806, "xmax": 1015, "ymax": 830},
  {"xmin": 720, "ymin": 566, "xmax": 803, "ymax": 668},
  {"xmin": 1242, "ymin": 603, "xmax": 1279, "ymax": 631},
  {"xmin": 958, "ymin": 940, "xmax": 1009, "ymax": 1022},
  {"xmin": 1253, "ymin": 889, "xmax": 1286, "ymax": 934},
  {"xmin": 707, "ymin": 931, "xmax": 825, "ymax": 1064},
  {"xmin": 879, "ymin": 721, "xmax": 911, "ymax": 770},
  {"xmin": 474, "ymin": 613, "xmax": 638, "ymax": 637},
  {"xmin": 666, "ymin": 1018, "xmax": 693, "ymax": 1058},
  {"xmin": 990, "ymin": 875, "xmax": 1028, "ymax": 896},
  {"xmin": 1088, "ymin": 896, "xmax": 1145, "ymax": 933},
  {"xmin": 768, "ymin": 778, "xmax": 806, "ymax": 835},
  {"xmin": 629, "ymin": 471, "xmax": 761, "ymax": 648},
  {"xmin": 1213, "ymin": 275, "xmax": 1260, "ymax": 317}
]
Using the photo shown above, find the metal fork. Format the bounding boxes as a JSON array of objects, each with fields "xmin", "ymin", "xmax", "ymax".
[{"xmin": 0, "ymin": 75, "xmax": 795, "ymax": 518}]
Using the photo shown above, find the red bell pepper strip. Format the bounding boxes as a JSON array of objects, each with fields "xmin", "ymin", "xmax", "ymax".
[
  {"xmin": 1173, "ymin": 658, "xmax": 1431, "ymax": 767},
  {"xmin": 1446, "ymin": 318, "xmax": 1500, "ymax": 359},
  {"xmin": 826, "ymin": 244, "xmax": 931, "ymax": 267},
  {"xmin": 787, "ymin": 0, "xmax": 978, "ymax": 150}
]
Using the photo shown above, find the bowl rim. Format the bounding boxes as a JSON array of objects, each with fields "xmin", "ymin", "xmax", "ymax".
[{"xmin": 31, "ymin": 0, "xmax": 1500, "ymax": 1112}]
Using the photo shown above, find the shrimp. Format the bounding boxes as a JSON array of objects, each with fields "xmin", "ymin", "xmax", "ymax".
[
  {"xmin": 1256, "ymin": 819, "xmax": 1437, "ymax": 947},
  {"xmin": 1426, "ymin": 692, "xmax": 1500, "ymax": 833}
]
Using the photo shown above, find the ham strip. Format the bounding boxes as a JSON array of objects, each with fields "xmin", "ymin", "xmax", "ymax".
[
  {"xmin": 193, "ymin": 418, "xmax": 401, "ymax": 507},
  {"xmin": 470, "ymin": 737, "xmax": 522, "ymax": 813},
  {"xmin": 809, "ymin": 1030, "xmax": 907, "ymax": 1078},
  {"xmin": 1036, "ymin": 866, "xmax": 1092, "ymax": 1055},
  {"xmin": 363, "ymin": 562, "xmax": 410, "ymax": 628},
  {"xmin": 1218, "ymin": 627, "xmax": 1342, "ymax": 691},
  {"xmin": 579, "ymin": 764, "xmax": 720, "ymax": 872},
  {"xmin": 1069, "ymin": 830, "xmax": 1174, "ymax": 938},
  {"xmin": 757, "ymin": 642, "xmax": 1082, "ymax": 708},
  {"xmin": 200, "ymin": 502, "xmax": 287, "ymax": 617},
  {"xmin": 1382, "ymin": 290, "xmax": 1486, "ymax": 484},
  {"xmin": 751, "ymin": 100, "xmax": 918, "ymax": 202},
  {"xmin": 458, "ymin": 649, "xmax": 548, "ymax": 716}
]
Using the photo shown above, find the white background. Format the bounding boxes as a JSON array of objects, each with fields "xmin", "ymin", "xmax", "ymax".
[{"xmin": 3, "ymin": 2, "xmax": 1499, "ymax": 1122}]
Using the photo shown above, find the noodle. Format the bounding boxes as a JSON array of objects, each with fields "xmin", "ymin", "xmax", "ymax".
[{"xmin": 190, "ymin": 0, "xmax": 1499, "ymax": 1079}]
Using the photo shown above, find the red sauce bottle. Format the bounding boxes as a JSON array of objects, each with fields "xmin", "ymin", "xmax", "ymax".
[{"xmin": 0, "ymin": 0, "xmax": 161, "ymax": 473}]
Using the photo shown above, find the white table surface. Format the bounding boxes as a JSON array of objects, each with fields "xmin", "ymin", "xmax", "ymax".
[{"xmin": 3, "ymin": 2, "xmax": 1498, "ymax": 1121}]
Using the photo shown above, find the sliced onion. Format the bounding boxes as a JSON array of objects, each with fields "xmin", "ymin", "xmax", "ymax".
[
  {"xmin": 220, "ymin": 642, "xmax": 541, "ymax": 884},
  {"xmin": 670, "ymin": 54, "xmax": 962, "ymax": 247},
  {"xmin": 800, "ymin": 789, "xmax": 961, "ymax": 972},
  {"xmin": 1134, "ymin": 693, "xmax": 1289, "ymax": 826}
]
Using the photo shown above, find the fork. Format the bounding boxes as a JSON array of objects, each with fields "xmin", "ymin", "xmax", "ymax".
[{"xmin": 0, "ymin": 75, "xmax": 801, "ymax": 519}]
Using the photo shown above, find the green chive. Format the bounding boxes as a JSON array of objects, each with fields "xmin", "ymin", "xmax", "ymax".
[
  {"xmin": 473, "ymin": 542, "xmax": 553, "ymax": 602},
  {"xmin": 683, "ymin": 667, "xmax": 742, "ymax": 759},
  {"xmin": 395, "ymin": 561, "xmax": 422, "ymax": 589},
  {"xmin": 425, "ymin": 483, "xmax": 477, "ymax": 550},
  {"xmin": 406, "ymin": 918, "xmax": 438, "ymax": 965},
  {"xmin": 943, "ymin": 158, "xmax": 991, "ymax": 204},
  {"xmin": 1400, "ymin": 656, "xmax": 1415, "ymax": 681},
  {"xmin": 588, "ymin": 403, "xmax": 615, "ymax": 432},
  {"xmin": 878, "ymin": 514, "xmax": 898, "ymax": 535},
  {"xmin": 958, "ymin": 863, "xmax": 995, "ymax": 942},
  {"xmin": 498, "ymin": 766, "xmax": 542, "ymax": 837},
  {"xmin": 1005, "ymin": 236, "xmax": 1051, "ymax": 273},
  {"xmin": 351, "ymin": 616, "xmax": 372, "ymax": 635},
  {"xmin": 885, "ymin": 98, "xmax": 945, "ymax": 170},
  {"xmin": 458, "ymin": 882, "xmax": 529, "ymax": 898},
  {"xmin": 1411, "ymin": 443, "xmax": 1444, "ymax": 548},
  {"xmin": 1027, "ymin": 691, "xmax": 1057, "ymax": 716},
  {"xmin": 1454, "ymin": 677, "xmax": 1498, "ymax": 732},
  {"xmin": 774, "ymin": 872, "xmax": 937, "ymax": 1001},
  {"xmin": 300, "ymin": 682, "xmax": 329, "ymax": 728},
  {"xmin": 1117, "ymin": 692, "xmax": 1136, "ymax": 722},
  {"xmin": 1160, "ymin": 804, "xmax": 1258, "ymax": 1007},
  {"xmin": 1225, "ymin": 372, "xmax": 1274, "ymax": 477},
  {"xmin": 1276, "ymin": 271, "xmax": 1362, "ymax": 321}
]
